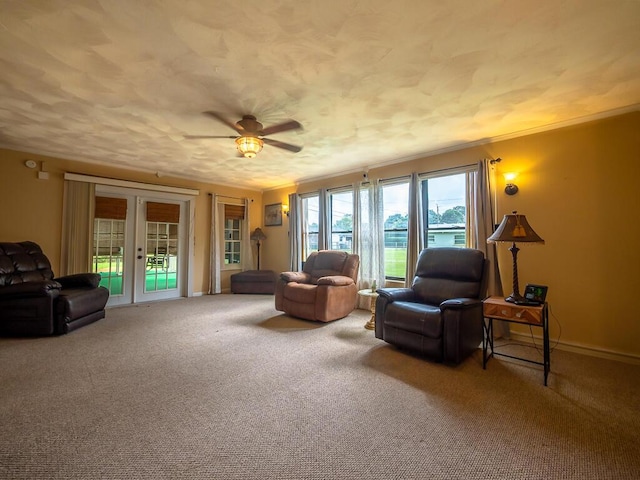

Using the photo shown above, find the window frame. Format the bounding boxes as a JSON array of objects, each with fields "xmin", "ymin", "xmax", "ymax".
[
  {"xmin": 222, "ymin": 217, "xmax": 242, "ymax": 269},
  {"xmin": 419, "ymin": 165, "xmax": 476, "ymax": 249},
  {"xmin": 300, "ymin": 193, "xmax": 320, "ymax": 261},
  {"xmin": 328, "ymin": 187, "xmax": 354, "ymax": 253},
  {"xmin": 380, "ymin": 180, "xmax": 410, "ymax": 281}
]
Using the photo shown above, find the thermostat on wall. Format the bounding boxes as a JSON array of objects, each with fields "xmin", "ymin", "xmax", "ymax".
[{"xmin": 24, "ymin": 159, "xmax": 37, "ymax": 169}]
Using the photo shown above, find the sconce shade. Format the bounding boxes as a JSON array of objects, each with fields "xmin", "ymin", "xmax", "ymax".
[
  {"xmin": 236, "ymin": 136, "xmax": 264, "ymax": 158},
  {"xmin": 487, "ymin": 212, "xmax": 544, "ymax": 244},
  {"xmin": 250, "ymin": 227, "xmax": 267, "ymax": 241},
  {"xmin": 504, "ymin": 183, "xmax": 519, "ymax": 195}
]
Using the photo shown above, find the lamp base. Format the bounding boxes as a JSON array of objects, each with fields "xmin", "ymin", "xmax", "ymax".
[{"xmin": 505, "ymin": 294, "xmax": 525, "ymax": 304}]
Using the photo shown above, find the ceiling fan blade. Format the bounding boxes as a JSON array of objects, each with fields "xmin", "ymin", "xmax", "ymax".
[
  {"xmin": 261, "ymin": 120, "xmax": 302, "ymax": 136},
  {"xmin": 184, "ymin": 135, "xmax": 238, "ymax": 139},
  {"xmin": 262, "ymin": 137, "xmax": 303, "ymax": 153},
  {"xmin": 203, "ymin": 111, "xmax": 242, "ymax": 133}
]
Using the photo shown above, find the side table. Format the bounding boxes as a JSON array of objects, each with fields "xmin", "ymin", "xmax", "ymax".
[
  {"xmin": 357, "ymin": 289, "xmax": 379, "ymax": 330},
  {"xmin": 482, "ymin": 296, "xmax": 550, "ymax": 386}
]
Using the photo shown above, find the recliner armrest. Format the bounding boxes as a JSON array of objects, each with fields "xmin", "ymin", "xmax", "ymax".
[
  {"xmin": 316, "ymin": 275, "xmax": 354, "ymax": 286},
  {"xmin": 376, "ymin": 287, "xmax": 416, "ymax": 303},
  {"xmin": 55, "ymin": 273, "xmax": 102, "ymax": 289},
  {"xmin": 440, "ymin": 297, "xmax": 482, "ymax": 310},
  {"xmin": 280, "ymin": 271, "xmax": 311, "ymax": 284},
  {"xmin": 0, "ymin": 280, "xmax": 61, "ymax": 299}
]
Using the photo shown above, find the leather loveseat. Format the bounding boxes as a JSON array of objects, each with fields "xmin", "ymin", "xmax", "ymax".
[
  {"xmin": 0, "ymin": 241, "xmax": 109, "ymax": 336},
  {"xmin": 275, "ymin": 250, "xmax": 360, "ymax": 322}
]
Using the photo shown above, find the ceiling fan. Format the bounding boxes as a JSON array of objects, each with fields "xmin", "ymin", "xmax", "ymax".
[{"xmin": 184, "ymin": 112, "xmax": 303, "ymax": 158}]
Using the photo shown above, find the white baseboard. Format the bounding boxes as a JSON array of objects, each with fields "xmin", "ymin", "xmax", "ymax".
[{"xmin": 509, "ymin": 331, "xmax": 640, "ymax": 365}]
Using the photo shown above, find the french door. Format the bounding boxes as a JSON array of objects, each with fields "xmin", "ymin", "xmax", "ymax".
[{"xmin": 93, "ymin": 185, "xmax": 193, "ymax": 306}]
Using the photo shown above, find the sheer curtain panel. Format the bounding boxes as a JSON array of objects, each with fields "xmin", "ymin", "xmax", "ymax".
[{"xmin": 353, "ymin": 181, "xmax": 385, "ymax": 308}]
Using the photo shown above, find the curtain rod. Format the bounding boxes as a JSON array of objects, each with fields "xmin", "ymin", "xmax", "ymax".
[
  {"xmin": 363, "ymin": 162, "xmax": 477, "ymax": 185},
  {"xmin": 208, "ymin": 193, "xmax": 243, "ymax": 200},
  {"xmin": 418, "ymin": 162, "xmax": 478, "ymax": 178},
  {"xmin": 64, "ymin": 172, "xmax": 200, "ymax": 196}
]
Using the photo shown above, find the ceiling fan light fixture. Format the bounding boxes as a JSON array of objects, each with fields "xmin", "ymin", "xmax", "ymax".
[{"xmin": 235, "ymin": 136, "xmax": 263, "ymax": 158}]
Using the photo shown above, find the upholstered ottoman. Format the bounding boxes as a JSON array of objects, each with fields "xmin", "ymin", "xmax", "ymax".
[{"xmin": 230, "ymin": 270, "xmax": 277, "ymax": 294}]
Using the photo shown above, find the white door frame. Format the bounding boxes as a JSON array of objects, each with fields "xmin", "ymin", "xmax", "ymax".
[{"xmin": 95, "ymin": 184, "xmax": 196, "ymax": 305}]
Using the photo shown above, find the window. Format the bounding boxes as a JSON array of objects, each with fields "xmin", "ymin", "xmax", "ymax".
[
  {"xmin": 382, "ymin": 182, "xmax": 409, "ymax": 280},
  {"xmin": 330, "ymin": 190, "xmax": 353, "ymax": 252},
  {"xmin": 421, "ymin": 172, "xmax": 469, "ymax": 248},
  {"xmin": 222, "ymin": 203, "xmax": 245, "ymax": 269},
  {"xmin": 301, "ymin": 195, "xmax": 319, "ymax": 260}
]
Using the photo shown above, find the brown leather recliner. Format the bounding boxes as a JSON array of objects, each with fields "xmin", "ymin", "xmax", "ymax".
[
  {"xmin": 275, "ymin": 250, "xmax": 360, "ymax": 322},
  {"xmin": 0, "ymin": 241, "xmax": 109, "ymax": 336},
  {"xmin": 375, "ymin": 247, "xmax": 488, "ymax": 365}
]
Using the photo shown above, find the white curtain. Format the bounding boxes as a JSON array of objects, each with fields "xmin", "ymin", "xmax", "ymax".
[
  {"xmin": 405, "ymin": 173, "xmax": 424, "ymax": 286},
  {"xmin": 288, "ymin": 193, "xmax": 303, "ymax": 271},
  {"xmin": 208, "ymin": 194, "xmax": 223, "ymax": 294},
  {"xmin": 60, "ymin": 180, "xmax": 95, "ymax": 276},
  {"xmin": 353, "ymin": 180, "xmax": 385, "ymax": 308},
  {"xmin": 240, "ymin": 197, "xmax": 252, "ymax": 271}
]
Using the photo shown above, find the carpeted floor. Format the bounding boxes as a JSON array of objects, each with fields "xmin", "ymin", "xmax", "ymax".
[{"xmin": 1, "ymin": 295, "xmax": 639, "ymax": 479}]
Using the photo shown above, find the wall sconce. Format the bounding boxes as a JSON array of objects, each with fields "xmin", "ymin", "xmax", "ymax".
[
  {"xmin": 503, "ymin": 172, "xmax": 519, "ymax": 195},
  {"xmin": 282, "ymin": 204, "xmax": 290, "ymax": 217}
]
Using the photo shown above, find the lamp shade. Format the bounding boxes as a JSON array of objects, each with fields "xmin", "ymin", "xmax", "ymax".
[
  {"xmin": 250, "ymin": 227, "xmax": 267, "ymax": 242},
  {"xmin": 487, "ymin": 211, "xmax": 544, "ymax": 303},
  {"xmin": 487, "ymin": 211, "xmax": 544, "ymax": 244}
]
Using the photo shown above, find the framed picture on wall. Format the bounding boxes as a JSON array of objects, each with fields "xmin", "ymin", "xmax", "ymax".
[{"xmin": 264, "ymin": 203, "xmax": 283, "ymax": 226}]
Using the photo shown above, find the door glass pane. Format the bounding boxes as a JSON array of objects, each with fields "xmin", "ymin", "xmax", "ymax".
[
  {"xmin": 145, "ymin": 221, "xmax": 178, "ymax": 292},
  {"xmin": 93, "ymin": 218, "xmax": 125, "ymax": 296}
]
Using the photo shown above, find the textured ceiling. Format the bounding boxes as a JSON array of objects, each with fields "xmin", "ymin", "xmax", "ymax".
[{"xmin": 1, "ymin": 1, "xmax": 639, "ymax": 190}]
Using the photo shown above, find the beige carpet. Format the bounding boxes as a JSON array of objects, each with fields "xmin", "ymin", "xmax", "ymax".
[{"xmin": 1, "ymin": 295, "xmax": 639, "ymax": 479}]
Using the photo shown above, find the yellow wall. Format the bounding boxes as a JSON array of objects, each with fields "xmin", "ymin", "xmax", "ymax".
[
  {"xmin": 263, "ymin": 112, "xmax": 640, "ymax": 359},
  {"xmin": 0, "ymin": 149, "xmax": 262, "ymax": 293}
]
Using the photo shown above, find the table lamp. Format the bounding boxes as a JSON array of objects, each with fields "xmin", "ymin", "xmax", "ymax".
[
  {"xmin": 487, "ymin": 211, "xmax": 544, "ymax": 303},
  {"xmin": 250, "ymin": 227, "xmax": 267, "ymax": 270}
]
